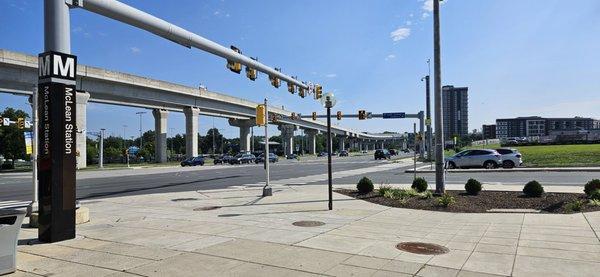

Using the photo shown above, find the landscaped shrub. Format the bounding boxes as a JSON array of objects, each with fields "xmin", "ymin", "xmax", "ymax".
[
  {"xmin": 378, "ymin": 184, "xmax": 392, "ymax": 197},
  {"xmin": 589, "ymin": 189, "xmax": 600, "ymax": 201},
  {"xmin": 584, "ymin": 179, "xmax": 600, "ymax": 196},
  {"xmin": 357, "ymin": 177, "xmax": 374, "ymax": 194},
  {"xmin": 412, "ymin": 177, "xmax": 428, "ymax": 193},
  {"xmin": 523, "ymin": 180, "xmax": 544, "ymax": 197},
  {"xmin": 419, "ymin": 190, "xmax": 433, "ymax": 199},
  {"xmin": 464, "ymin": 179, "xmax": 482, "ymax": 195},
  {"xmin": 588, "ymin": 199, "xmax": 600, "ymax": 207},
  {"xmin": 565, "ymin": 200, "xmax": 584, "ymax": 212},
  {"xmin": 437, "ymin": 193, "xmax": 456, "ymax": 207},
  {"xmin": 382, "ymin": 188, "xmax": 419, "ymax": 200}
]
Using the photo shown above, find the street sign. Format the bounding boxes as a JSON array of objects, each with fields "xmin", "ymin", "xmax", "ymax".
[
  {"xmin": 425, "ymin": 118, "xmax": 431, "ymax": 126},
  {"xmin": 382, "ymin": 112, "xmax": 406, "ymax": 119},
  {"xmin": 24, "ymin": 131, "xmax": 33, "ymax": 155},
  {"xmin": 2, "ymin": 118, "xmax": 9, "ymax": 126}
]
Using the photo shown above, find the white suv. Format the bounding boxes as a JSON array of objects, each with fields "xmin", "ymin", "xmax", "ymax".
[
  {"xmin": 495, "ymin": 148, "xmax": 522, "ymax": 168},
  {"xmin": 445, "ymin": 149, "xmax": 503, "ymax": 169}
]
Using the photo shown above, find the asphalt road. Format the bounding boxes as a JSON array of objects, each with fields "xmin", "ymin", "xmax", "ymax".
[
  {"xmin": 0, "ymin": 154, "xmax": 409, "ymax": 202},
  {"xmin": 2, "ymin": 153, "xmax": 598, "ymax": 203}
]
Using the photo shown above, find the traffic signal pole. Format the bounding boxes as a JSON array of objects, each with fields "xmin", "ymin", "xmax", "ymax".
[
  {"xmin": 262, "ymin": 99, "xmax": 272, "ymax": 197},
  {"xmin": 326, "ymin": 105, "xmax": 333, "ymax": 210}
]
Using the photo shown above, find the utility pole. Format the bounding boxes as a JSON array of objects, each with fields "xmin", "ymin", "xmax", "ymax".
[
  {"xmin": 122, "ymin": 125, "xmax": 127, "ymax": 150},
  {"xmin": 136, "ymin": 111, "xmax": 146, "ymax": 149},
  {"xmin": 423, "ymin": 72, "xmax": 432, "ymax": 161},
  {"xmin": 413, "ymin": 123, "xmax": 417, "ymax": 181},
  {"xmin": 169, "ymin": 127, "xmax": 175, "ymax": 158},
  {"xmin": 29, "ymin": 86, "xmax": 38, "ymax": 215},
  {"xmin": 433, "ymin": 0, "xmax": 446, "ymax": 194}
]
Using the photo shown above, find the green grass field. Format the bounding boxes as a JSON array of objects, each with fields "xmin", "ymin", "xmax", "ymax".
[{"xmin": 447, "ymin": 143, "xmax": 600, "ymax": 167}]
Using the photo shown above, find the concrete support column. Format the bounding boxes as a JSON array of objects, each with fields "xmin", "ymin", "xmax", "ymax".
[
  {"xmin": 338, "ymin": 137, "xmax": 346, "ymax": 151},
  {"xmin": 75, "ymin": 92, "xmax": 90, "ymax": 169},
  {"xmin": 305, "ymin": 129, "xmax": 318, "ymax": 155},
  {"xmin": 381, "ymin": 141, "xmax": 385, "ymax": 149},
  {"xmin": 152, "ymin": 109, "xmax": 169, "ymax": 163},
  {"xmin": 228, "ymin": 119, "xmax": 256, "ymax": 153},
  {"xmin": 184, "ymin": 107, "xmax": 199, "ymax": 158},
  {"xmin": 278, "ymin": 124, "xmax": 295, "ymax": 156}
]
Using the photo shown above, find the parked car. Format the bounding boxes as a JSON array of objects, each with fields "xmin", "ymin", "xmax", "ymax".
[
  {"xmin": 402, "ymin": 149, "xmax": 410, "ymax": 153},
  {"xmin": 214, "ymin": 155, "xmax": 232, "ymax": 165},
  {"xmin": 339, "ymin": 150, "xmax": 349, "ymax": 157},
  {"xmin": 374, "ymin": 149, "xmax": 391, "ymax": 160},
  {"xmin": 255, "ymin": 153, "xmax": 278, "ymax": 163},
  {"xmin": 317, "ymin": 152, "xmax": 327, "ymax": 157},
  {"xmin": 229, "ymin": 153, "xmax": 256, "ymax": 164},
  {"xmin": 388, "ymin": 149, "xmax": 397, "ymax": 156},
  {"xmin": 445, "ymin": 149, "xmax": 502, "ymax": 169},
  {"xmin": 495, "ymin": 148, "xmax": 522, "ymax": 168},
  {"xmin": 286, "ymin": 154, "xmax": 298, "ymax": 160},
  {"xmin": 180, "ymin": 156, "xmax": 205, "ymax": 167},
  {"xmin": 362, "ymin": 150, "xmax": 368, "ymax": 154}
]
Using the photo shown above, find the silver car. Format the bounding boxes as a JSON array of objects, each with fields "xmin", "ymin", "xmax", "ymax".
[
  {"xmin": 445, "ymin": 149, "xmax": 502, "ymax": 169},
  {"xmin": 495, "ymin": 148, "xmax": 522, "ymax": 168}
]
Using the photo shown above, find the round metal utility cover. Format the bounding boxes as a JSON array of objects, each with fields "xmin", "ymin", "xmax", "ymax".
[
  {"xmin": 193, "ymin": 206, "xmax": 221, "ymax": 211},
  {"xmin": 396, "ymin": 242, "xmax": 449, "ymax": 255},
  {"xmin": 292, "ymin": 220, "xmax": 325, "ymax": 227},
  {"xmin": 172, "ymin": 198, "xmax": 199, "ymax": 202}
]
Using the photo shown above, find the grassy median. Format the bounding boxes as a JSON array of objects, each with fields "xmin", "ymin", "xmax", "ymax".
[{"xmin": 447, "ymin": 143, "xmax": 600, "ymax": 167}]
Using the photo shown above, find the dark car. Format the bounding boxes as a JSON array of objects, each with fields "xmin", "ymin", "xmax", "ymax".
[
  {"xmin": 339, "ymin": 150, "xmax": 349, "ymax": 157},
  {"xmin": 180, "ymin": 156, "xmax": 205, "ymax": 166},
  {"xmin": 229, "ymin": 153, "xmax": 256, "ymax": 164},
  {"xmin": 255, "ymin": 153, "xmax": 278, "ymax": 163},
  {"xmin": 388, "ymin": 149, "xmax": 397, "ymax": 156},
  {"xmin": 374, "ymin": 149, "xmax": 391, "ymax": 160},
  {"xmin": 317, "ymin": 152, "xmax": 327, "ymax": 157},
  {"xmin": 214, "ymin": 155, "xmax": 232, "ymax": 165},
  {"xmin": 286, "ymin": 154, "xmax": 298, "ymax": 160}
]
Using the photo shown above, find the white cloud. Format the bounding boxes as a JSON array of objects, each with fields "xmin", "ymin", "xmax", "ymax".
[
  {"xmin": 390, "ymin": 27, "xmax": 411, "ymax": 41},
  {"xmin": 406, "ymin": 20, "xmax": 412, "ymax": 26},
  {"xmin": 213, "ymin": 11, "xmax": 220, "ymax": 15},
  {"xmin": 409, "ymin": 13, "xmax": 414, "ymax": 18},
  {"xmin": 325, "ymin": 73, "xmax": 337, "ymax": 78},
  {"xmin": 422, "ymin": 12, "xmax": 430, "ymax": 19},
  {"xmin": 385, "ymin": 54, "xmax": 396, "ymax": 61},
  {"xmin": 130, "ymin": 47, "xmax": 141, "ymax": 54},
  {"xmin": 422, "ymin": 0, "xmax": 446, "ymax": 12}
]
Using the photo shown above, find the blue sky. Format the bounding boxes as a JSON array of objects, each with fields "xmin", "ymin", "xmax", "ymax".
[{"xmin": 1, "ymin": 0, "xmax": 600, "ymax": 139}]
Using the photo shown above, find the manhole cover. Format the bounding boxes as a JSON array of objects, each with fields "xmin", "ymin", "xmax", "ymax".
[
  {"xmin": 172, "ymin": 198, "xmax": 199, "ymax": 202},
  {"xmin": 218, "ymin": 214, "xmax": 242, "ymax": 217},
  {"xmin": 396, "ymin": 242, "xmax": 449, "ymax": 255},
  {"xmin": 292, "ymin": 220, "xmax": 325, "ymax": 227},
  {"xmin": 193, "ymin": 206, "xmax": 221, "ymax": 211}
]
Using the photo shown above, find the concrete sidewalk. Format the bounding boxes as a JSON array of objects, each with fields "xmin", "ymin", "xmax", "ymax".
[
  {"xmin": 12, "ymin": 184, "xmax": 600, "ymax": 276},
  {"xmin": 406, "ymin": 165, "xmax": 600, "ymax": 173}
]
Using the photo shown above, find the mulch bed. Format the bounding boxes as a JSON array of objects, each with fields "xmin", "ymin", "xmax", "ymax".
[{"xmin": 335, "ymin": 189, "xmax": 600, "ymax": 214}]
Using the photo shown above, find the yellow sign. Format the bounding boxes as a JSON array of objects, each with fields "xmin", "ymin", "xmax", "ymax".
[
  {"xmin": 425, "ymin": 118, "xmax": 431, "ymax": 126},
  {"xmin": 24, "ymin": 131, "xmax": 33, "ymax": 155},
  {"xmin": 256, "ymin": 105, "xmax": 266, "ymax": 126}
]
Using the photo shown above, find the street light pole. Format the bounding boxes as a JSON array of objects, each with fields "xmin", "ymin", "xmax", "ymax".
[
  {"xmin": 262, "ymin": 98, "xmax": 272, "ymax": 197},
  {"xmin": 433, "ymin": 0, "xmax": 445, "ymax": 194},
  {"xmin": 135, "ymin": 111, "xmax": 146, "ymax": 149},
  {"xmin": 326, "ymin": 105, "xmax": 333, "ymax": 210},
  {"xmin": 423, "ymin": 74, "xmax": 432, "ymax": 162},
  {"xmin": 99, "ymin": 128, "xmax": 105, "ymax": 168}
]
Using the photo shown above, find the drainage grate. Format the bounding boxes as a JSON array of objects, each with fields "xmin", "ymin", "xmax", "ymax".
[
  {"xmin": 172, "ymin": 198, "xmax": 199, "ymax": 202},
  {"xmin": 292, "ymin": 220, "xmax": 325, "ymax": 227},
  {"xmin": 396, "ymin": 242, "xmax": 449, "ymax": 255},
  {"xmin": 193, "ymin": 206, "xmax": 221, "ymax": 211}
]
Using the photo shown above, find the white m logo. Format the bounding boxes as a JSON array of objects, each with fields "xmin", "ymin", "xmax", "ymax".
[
  {"xmin": 54, "ymin": 54, "xmax": 75, "ymax": 79},
  {"xmin": 38, "ymin": 55, "xmax": 51, "ymax": 77}
]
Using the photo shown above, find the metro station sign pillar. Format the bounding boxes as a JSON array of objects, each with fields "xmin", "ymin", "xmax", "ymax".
[{"xmin": 37, "ymin": 51, "xmax": 78, "ymax": 242}]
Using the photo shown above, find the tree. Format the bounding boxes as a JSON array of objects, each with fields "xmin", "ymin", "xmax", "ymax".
[
  {"xmin": 0, "ymin": 108, "xmax": 30, "ymax": 166},
  {"xmin": 200, "ymin": 128, "xmax": 224, "ymax": 154}
]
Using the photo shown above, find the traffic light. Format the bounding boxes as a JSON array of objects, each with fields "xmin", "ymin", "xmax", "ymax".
[
  {"xmin": 256, "ymin": 104, "xmax": 266, "ymax": 126},
  {"xmin": 269, "ymin": 113, "xmax": 279, "ymax": 123},
  {"xmin": 245, "ymin": 57, "xmax": 258, "ymax": 81},
  {"xmin": 314, "ymin": 84, "xmax": 323, "ymax": 99},
  {"xmin": 358, "ymin": 110, "xmax": 366, "ymax": 120},
  {"xmin": 336, "ymin": 111, "xmax": 342, "ymax": 120},
  {"xmin": 226, "ymin": 46, "xmax": 242, "ymax": 74},
  {"xmin": 290, "ymin": 112, "xmax": 297, "ymax": 120},
  {"xmin": 0, "ymin": 117, "xmax": 3, "ymax": 126},
  {"xmin": 312, "ymin": 112, "xmax": 317, "ymax": 121},
  {"xmin": 17, "ymin": 117, "xmax": 25, "ymax": 129},
  {"xmin": 287, "ymin": 82, "xmax": 296, "ymax": 94}
]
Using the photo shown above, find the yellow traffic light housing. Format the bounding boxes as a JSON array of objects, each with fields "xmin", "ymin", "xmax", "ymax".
[
  {"xmin": 336, "ymin": 111, "xmax": 342, "ymax": 120},
  {"xmin": 256, "ymin": 105, "xmax": 266, "ymax": 126},
  {"xmin": 17, "ymin": 117, "xmax": 25, "ymax": 129},
  {"xmin": 314, "ymin": 84, "xmax": 323, "ymax": 99},
  {"xmin": 298, "ymin": 86, "xmax": 306, "ymax": 98},
  {"xmin": 246, "ymin": 66, "xmax": 257, "ymax": 81},
  {"xmin": 312, "ymin": 112, "xmax": 317, "ymax": 121},
  {"xmin": 358, "ymin": 110, "xmax": 366, "ymax": 120},
  {"xmin": 287, "ymin": 82, "xmax": 296, "ymax": 94},
  {"xmin": 226, "ymin": 46, "xmax": 242, "ymax": 74}
]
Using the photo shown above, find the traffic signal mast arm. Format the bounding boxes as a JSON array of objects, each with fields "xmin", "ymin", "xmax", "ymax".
[
  {"xmin": 302, "ymin": 112, "xmax": 422, "ymax": 119},
  {"xmin": 78, "ymin": 0, "xmax": 309, "ymax": 89}
]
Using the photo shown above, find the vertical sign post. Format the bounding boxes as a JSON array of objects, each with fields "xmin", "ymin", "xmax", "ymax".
[{"xmin": 37, "ymin": 51, "xmax": 78, "ymax": 242}]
